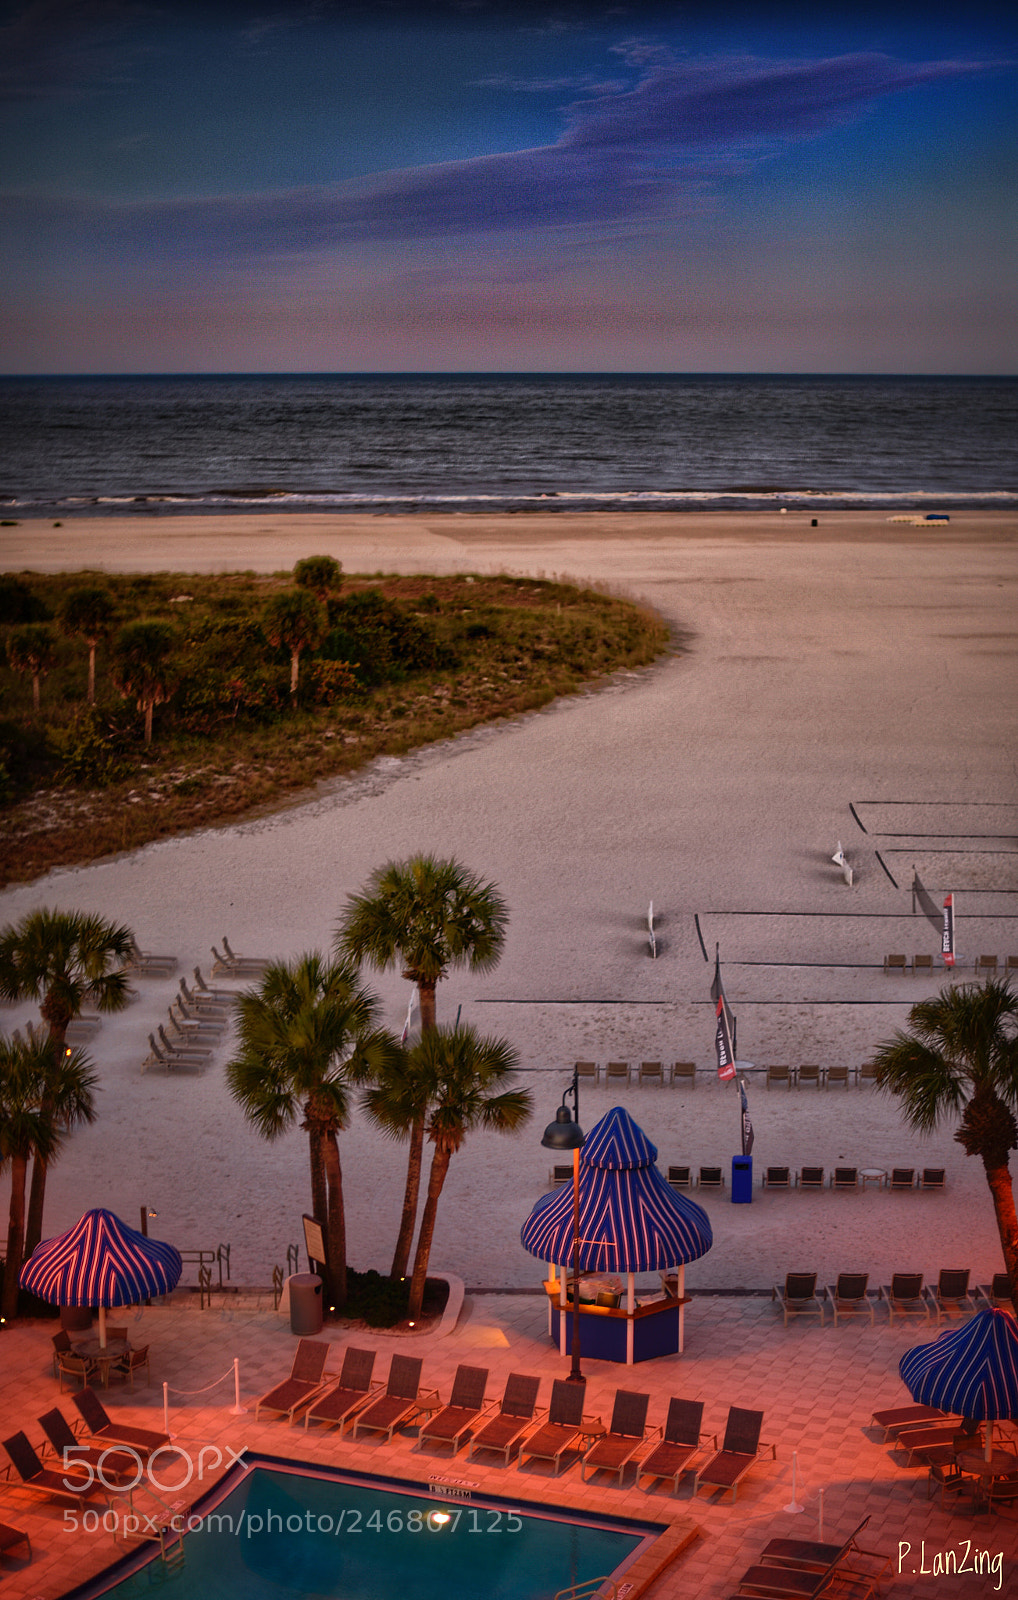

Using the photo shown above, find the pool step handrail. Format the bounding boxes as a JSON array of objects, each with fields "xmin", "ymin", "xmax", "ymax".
[{"xmin": 554, "ymin": 1579, "xmax": 617, "ymax": 1600}]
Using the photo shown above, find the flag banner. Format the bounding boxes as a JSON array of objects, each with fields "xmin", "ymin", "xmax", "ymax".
[
  {"xmin": 739, "ymin": 1077, "xmax": 754, "ymax": 1156},
  {"xmin": 913, "ymin": 869, "xmax": 943, "ymax": 932},
  {"xmin": 648, "ymin": 901, "xmax": 656, "ymax": 960},
  {"xmin": 831, "ymin": 842, "xmax": 847, "ymax": 868},
  {"xmin": 942, "ymin": 894, "xmax": 955, "ymax": 968},
  {"xmin": 715, "ymin": 995, "xmax": 736, "ymax": 1081},
  {"xmin": 710, "ymin": 945, "xmax": 724, "ymax": 1003}
]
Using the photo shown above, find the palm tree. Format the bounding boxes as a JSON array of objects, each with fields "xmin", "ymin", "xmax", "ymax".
[
  {"xmin": 359, "ymin": 1043, "xmax": 434, "ymax": 1281},
  {"xmin": 0, "ymin": 907, "xmax": 134, "ymax": 1254},
  {"xmin": 872, "ymin": 978, "xmax": 1018, "ymax": 1306},
  {"xmin": 111, "ymin": 620, "xmax": 177, "ymax": 743},
  {"xmin": 262, "ymin": 589, "xmax": 327, "ymax": 700},
  {"xmin": 403, "ymin": 1024, "xmax": 531, "ymax": 1320},
  {"xmin": 0, "ymin": 1035, "xmax": 98, "ymax": 1322},
  {"xmin": 58, "ymin": 585, "xmax": 117, "ymax": 704},
  {"xmin": 294, "ymin": 555, "xmax": 343, "ymax": 603},
  {"xmin": 6, "ymin": 622, "xmax": 57, "ymax": 711},
  {"xmin": 226, "ymin": 953, "xmax": 398, "ymax": 1309},
  {"xmin": 336, "ymin": 855, "xmax": 509, "ymax": 1277}
]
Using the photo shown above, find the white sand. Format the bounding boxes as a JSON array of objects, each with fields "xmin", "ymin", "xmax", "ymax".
[{"xmin": 1, "ymin": 510, "xmax": 1016, "ymax": 1296}]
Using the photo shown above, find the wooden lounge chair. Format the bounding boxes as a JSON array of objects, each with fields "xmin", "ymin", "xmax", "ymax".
[
  {"xmin": 977, "ymin": 1272, "xmax": 1016, "ymax": 1313},
  {"xmin": 761, "ymin": 1167, "xmax": 791, "ymax": 1189},
  {"xmin": 417, "ymin": 1364, "xmax": 490, "ymax": 1456},
  {"xmin": 580, "ymin": 1389, "xmax": 649, "ymax": 1486},
  {"xmin": 796, "ymin": 1167, "xmax": 824, "ymax": 1190},
  {"xmin": 37, "ymin": 1408, "xmax": 139, "ymax": 1487},
  {"xmin": 857, "ymin": 1060, "xmax": 878, "ymax": 1086},
  {"xmin": 254, "ymin": 1338, "xmax": 330, "ymax": 1422},
  {"xmin": 825, "ymin": 1064, "xmax": 850, "ymax": 1088},
  {"xmin": 870, "ymin": 1404, "xmax": 953, "ymax": 1439},
  {"xmin": 889, "ymin": 1167, "xmax": 916, "ymax": 1190},
  {"xmin": 72, "ymin": 1386, "xmax": 171, "ymax": 1457},
  {"xmin": 797, "ymin": 1064, "xmax": 822, "ymax": 1089},
  {"xmin": 467, "ymin": 1373, "xmax": 541, "ymax": 1465},
  {"xmin": 772, "ymin": 1273, "xmax": 824, "ymax": 1326},
  {"xmin": 693, "ymin": 1406, "xmax": 774, "ymax": 1503},
  {"xmin": 698, "ymin": 1166, "xmax": 724, "ymax": 1190},
  {"xmin": 912, "ymin": 954, "xmax": 934, "ymax": 975},
  {"xmin": 919, "ymin": 1167, "xmax": 946, "ymax": 1190},
  {"xmin": 879, "ymin": 1273, "xmax": 930, "ymax": 1324},
  {"xmin": 574, "ymin": 1061, "xmax": 598, "ymax": 1083},
  {"xmin": 831, "ymin": 1167, "xmax": 858, "ymax": 1190},
  {"xmin": 0, "ymin": 1520, "xmax": 31, "ymax": 1566},
  {"xmin": 883, "ymin": 954, "xmax": 907, "ymax": 974},
  {"xmin": 518, "ymin": 1377, "xmax": 587, "ymax": 1477},
  {"xmin": 975, "ymin": 955, "xmax": 999, "ymax": 977},
  {"xmin": 765, "ymin": 1064, "xmax": 792, "ymax": 1090},
  {"xmin": 2, "ymin": 1431, "xmax": 108, "ymax": 1510},
  {"xmin": 638, "ymin": 1397, "xmax": 712, "ymax": 1495},
  {"xmin": 667, "ymin": 1165, "xmax": 692, "ymax": 1190},
  {"xmin": 304, "ymin": 1347, "xmax": 378, "ymax": 1433},
  {"xmin": 824, "ymin": 1273, "xmax": 874, "ymax": 1326},
  {"xmin": 351, "ymin": 1355, "xmax": 429, "ymax": 1442},
  {"xmin": 926, "ymin": 1268, "xmax": 975, "ymax": 1323},
  {"xmin": 605, "ymin": 1061, "xmax": 630, "ymax": 1086},
  {"xmin": 638, "ymin": 1061, "xmax": 664, "ymax": 1086},
  {"xmin": 671, "ymin": 1061, "xmax": 697, "ymax": 1088}
]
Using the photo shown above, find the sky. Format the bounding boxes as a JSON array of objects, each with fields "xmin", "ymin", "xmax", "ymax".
[{"xmin": 1, "ymin": 0, "xmax": 1015, "ymax": 374}]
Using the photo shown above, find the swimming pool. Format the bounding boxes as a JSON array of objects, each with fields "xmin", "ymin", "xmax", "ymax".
[{"xmin": 70, "ymin": 1457, "xmax": 663, "ymax": 1599}]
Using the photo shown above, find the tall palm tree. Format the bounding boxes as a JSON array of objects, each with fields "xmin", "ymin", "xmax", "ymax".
[
  {"xmin": 6, "ymin": 622, "xmax": 57, "ymax": 711},
  {"xmin": 336, "ymin": 855, "xmax": 509, "ymax": 1278},
  {"xmin": 58, "ymin": 585, "xmax": 117, "ymax": 704},
  {"xmin": 359, "ymin": 1043, "xmax": 434, "ymax": 1281},
  {"xmin": 226, "ymin": 953, "xmax": 398, "ymax": 1309},
  {"xmin": 0, "ymin": 1035, "xmax": 98, "ymax": 1322},
  {"xmin": 873, "ymin": 978, "xmax": 1018, "ymax": 1306},
  {"xmin": 111, "ymin": 620, "xmax": 177, "ymax": 743},
  {"xmin": 403, "ymin": 1023, "xmax": 531, "ymax": 1320},
  {"xmin": 262, "ymin": 588, "xmax": 327, "ymax": 700},
  {"xmin": 0, "ymin": 907, "xmax": 134, "ymax": 1254}
]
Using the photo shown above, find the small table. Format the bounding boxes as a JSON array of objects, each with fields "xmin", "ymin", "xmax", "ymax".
[
  {"xmin": 859, "ymin": 1169, "xmax": 886, "ymax": 1189},
  {"xmin": 70, "ymin": 1336, "xmax": 129, "ymax": 1386},
  {"xmin": 580, "ymin": 1416, "xmax": 605, "ymax": 1449},
  {"xmin": 957, "ymin": 1448, "xmax": 1018, "ymax": 1479}
]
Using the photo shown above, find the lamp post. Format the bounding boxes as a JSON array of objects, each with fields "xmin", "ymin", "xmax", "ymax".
[{"xmin": 540, "ymin": 1069, "xmax": 585, "ymax": 1382}]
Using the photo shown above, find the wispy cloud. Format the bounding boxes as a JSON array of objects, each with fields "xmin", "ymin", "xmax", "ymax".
[{"xmin": 0, "ymin": 0, "xmax": 152, "ymax": 102}]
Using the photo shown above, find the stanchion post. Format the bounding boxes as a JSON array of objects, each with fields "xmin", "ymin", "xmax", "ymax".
[
  {"xmin": 230, "ymin": 1355, "xmax": 247, "ymax": 1415},
  {"xmin": 783, "ymin": 1449, "xmax": 804, "ymax": 1513},
  {"xmin": 163, "ymin": 1380, "xmax": 176, "ymax": 1440}
]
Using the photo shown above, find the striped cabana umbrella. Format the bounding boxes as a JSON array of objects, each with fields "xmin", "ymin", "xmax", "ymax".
[
  {"xmin": 899, "ymin": 1306, "xmax": 1018, "ymax": 1461},
  {"xmin": 521, "ymin": 1106, "xmax": 713, "ymax": 1352},
  {"xmin": 20, "ymin": 1207, "xmax": 182, "ymax": 1348}
]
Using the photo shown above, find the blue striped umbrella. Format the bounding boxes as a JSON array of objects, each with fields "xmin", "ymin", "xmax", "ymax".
[
  {"xmin": 899, "ymin": 1306, "xmax": 1018, "ymax": 1459},
  {"xmin": 20, "ymin": 1207, "xmax": 182, "ymax": 1347}
]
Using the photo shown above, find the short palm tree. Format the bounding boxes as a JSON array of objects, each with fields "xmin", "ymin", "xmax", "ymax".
[
  {"xmin": 262, "ymin": 588, "xmax": 327, "ymax": 700},
  {"xmin": 873, "ymin": 978, "xmax": 1018, "ymax": 1306},
  {"xmin": 294, "ymin": 555, "xmax": 343, "ymax": 602},
  {"xmin": 403, "ymin": 1024, "xmax": 531, "ymax": 1320},
  {"xmin": 0, "ymin": 906, "xmax": 134, "ymax": 1254},
  {"xmin": 0, "ymin": 1035, "xmax": 98, "ymax": 1322},
  {"xmin": 226, "ymin": 953, "xmax": 398, "ymax": 1309},
  {"xmin": 6, "ymin": 622, "xmax": 57, "ymax": 711},
  {"xmin": 336, "ymin": 855, "xmax": 509, "ymax": 1277},
  {"xmin": 111, "ymin": 620, "xmax": 177, "ymax": 743},
  {"xmin": 58, "ymin": 585, "xmax": 117, "ymax": 704}
]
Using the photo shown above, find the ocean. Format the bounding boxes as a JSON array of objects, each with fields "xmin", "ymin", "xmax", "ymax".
[{"xmin": 1, "ymin": 373, "xmax": 1016, "ymax": 517}]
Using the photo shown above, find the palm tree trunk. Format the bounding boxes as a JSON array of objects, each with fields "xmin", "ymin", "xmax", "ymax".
[
  {"xmin": 143, "ymin": 699, "xmax": 154, "ymax": 743},
  {"xmin": 418, "ymin": 980, "xmax": 437, "ymax": 1033},
  {"xmin": 32, "ymin": 674, "xmax": 41, "ymax": 711},
  {"xmin": 2, "ymin": 1153, "xmax": 28, "ymax": 1322},
  {"xmin": 24, "ymin": 1153, "xmax": 48, "ymax": 1259},
  {"xmin": 290, "ymin": 650, "xmax": 300, "ymax": 698},
  {"xmin": 982, "ymin": 1155, "xmax": 1018, "ymax": 1308},
  {"xmin": 307, "ymin": 1124, "xmax": 327, "ymax": 1232},
  {"xmin": 390, "ymin": 1114, "xmax": 425, "ymax": 1280},
  {"xmin": 408, "ymin": 1142, "xmax": 451, "ymax": 1320},
  {"xmin": 25, "ymin": 1020, "xmax": 65, "ymax": 1256},
  {"xmin": 87, "ymin": 645, "xmax": 96, "ymax": 705},
  {"xmin": 321, "ymin": 1130, "xmax": 347, "ymax": 1310}
]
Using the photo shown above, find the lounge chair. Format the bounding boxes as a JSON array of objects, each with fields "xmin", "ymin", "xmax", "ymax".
[
  {"xmin": 857, "ymin": 1061, "xmax": 878, "ymax": 1086},
  {"xmin": 883, "ymin": 954, "xmax": 907, "ymax": 974},
  {"xmin": 144, "ymin": 1034, "xmax": 207, "ymax": 1073},
  {"xmin": 125, "ymin": 948, "xmax": 177, "ymax": 976},
  {"xmin": 879, "ymin": 1273, "xmax": 930, "ymax": 1324},
  {"xmin": 351, "ymin": 1355, "xmax": 430, "ymax": 1442},
  {"xmin": 37, "ymin": 1408, "xmax": 139, "ymax": 1487},
  {"xmin": 765, "ymin": 1064, "xmax": 792, "ymax": 1090},
  {"xmin": 926, "ymin": 1268, "xmax": 975, "ymax": 1323},
  {"xmin": 757, "ymin": 1513, "xmax": 882, "ymax": 1574},
  {"xmin": 831, "ymin": 1167, "xmax": 858, "ymax": 1190},
  {"xmin": 550, "ymin": 1165, "xmax": 573, "ymax": 1187},
  {"xmin": 574, "ymin": 1061, "xmax": 598, "ymax": 1083},
  {"xmin": 2, "ymin": 1431, "xmax": 108, "ymax": 1509},
  {"xmin": 605, "ymin": 1061, "xmax": 630, "ymax": 1086},
  {"xmin": 920, "ymin": 1167, "xmax": 946, "ymax": 1190},
  {"xmin": 518, "ymin": 1377, "xmax": 587, "ymax": 1476},
  {"xmin": 698, "ymin": 1166, "xmax": 724, "ymax": 1190},
  {"xmin": 761, "ymin": 1167, "xmax": 791, "ymax": 1190},
  {"xmin": 889, "ymin": 1168, "xmax": 916, "ymax": 1190},
  {"xmin": 638, "ymin": 1398, "xmax": 712, "ymax": 1495},
  {"xmin": 158, "ymin": 1024, "xmax": 213, "ymax": 1061},
  {"xmin": 977, "ymin": 1272, "xmax": 1016, "ymax": 1312},
  {"xmin": 179, "ymin": 976, "xmax": 233, "ymax": 1014},
  {"xmin": 72, "ymin": 1386, "xmax": 171, "ymax": 1457},
  {"xmin": 824, "ymin": 1273, "xmax": 874, "ymax": 1326},
  {"xmin": 975, "ymin": 955, "xmax": 999, "ymax": 977},
  {"xmin": 466, "ymin": 1373, "xmax": 541, "ymax": 1465},
  {"xmin": 796, "ymin": 1166, "xmax": 824, "ymax": 1190},
  {"xmin": 192, "ymin": 966, "xmax": 239, "ymax": 1003},
  {"xmin": 579, "ymin": 1389, "xmax": 649, "ymax": 1486},
  {"xmin": 212, "ymin": 939, "xmax": 270, "ymax": 977},
  {"xmin": 898, "ymin": 1423, "xmax": 982, "ymax": 1466},
  {"xmin": 737, "ymin": 1555, "xmax": 880, "ymax": 1600},
  {"xmin": 797, "ymin": 1064, "xmax": 822, "ymax": 1089},
  {"xmin": 693, "ymin": 1406, "xmax": 774, "ymax": 1503},
  {"xmin": 870, "ymin": 1403, "xmax": 952, "ymax": 1439},
  {"xmin": 304, "ymin": 1347, "xmax": 378, "ymax": 1433},
  {"xmin": 0, "ymin": 1520, "xmax": 31, "ymax": 1566},
  {"xmin": 166, "ymin": 1009, "xmax": 222, "ymax": 1048},
  {"xmin": 772, "ymin": 1273, "xmax": 824, "ymax": 1326},
  {"xmin": 825, "ymin": 1064, "xmax": 850, "ymax": 1088},
  {"xmin": 417, "ymin": 1364, "xmax": 489, "ymax": 1456},
  {"xmin": 667, "ymin": 1165, "xmax": 692, "ymax": 1190},
  {"xmin": 671, "ymin": 1061, "xmax": 697, "ymax": 1088},
  {"xmin": 912, "ymin": 954, "xmax": 934, "ymax": 975},
  {"xmin": 254, "ymin": 1338, "xmax": 330, "ymax": 1422},
  {"xmin": 638, "ymin": 1061, "xmax": 664, "ymax": 1086}
]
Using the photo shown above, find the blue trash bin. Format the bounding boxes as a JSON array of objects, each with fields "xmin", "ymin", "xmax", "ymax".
[{"xmin": 731, "ymin": 1156, "xmax": 753, "ymax": 1203}]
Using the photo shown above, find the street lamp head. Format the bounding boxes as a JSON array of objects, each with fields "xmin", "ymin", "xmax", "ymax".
[{"xmin": 541, "ymin": 1102, "xmax": 585, "ymax": 1151}]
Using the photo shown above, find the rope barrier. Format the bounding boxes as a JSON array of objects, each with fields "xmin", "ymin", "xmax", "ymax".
[{"xmin": 162, "ymin": 1357, "xmax": 247, "ymax": 1434}]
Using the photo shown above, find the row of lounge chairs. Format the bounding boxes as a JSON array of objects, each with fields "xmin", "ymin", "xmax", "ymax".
[
  {"xmin": 143, "ymin": 965, "xmax": 240, "ymax": 1072},
  {"xmin": 667, "ymin": 1165, "xmax": 946, "ymax": 1192},
  {"xmin": 872, "ymin": 1404, "xmax": 1018, "ymax": 1510},
  {"xmin": 885, "ymin": 953, "xmax": 1016, "ymax": 976},
  {"xmin": 2, "ymin": 1388, "xmax": 172, "ymax": 1515},
  {"xmin": 253, "ymin": 1341, "xmax": 775, "ymax": 1498},
  {"xmin": 570, "ymin": 1061, "xmax": 870, "ymax": 1087},
  {"xmin": 734, "ymin": 1514, "xmax": 891, "ymax": 1600},
  {"xmin": 772, "ymin": 1268, "xmax": 1009, "ymax": 1326}
]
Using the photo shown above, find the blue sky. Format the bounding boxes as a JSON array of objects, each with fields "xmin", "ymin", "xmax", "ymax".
[{"xmin": 1, "ymin": 1, "xmax": 1015, "ymax": 373}]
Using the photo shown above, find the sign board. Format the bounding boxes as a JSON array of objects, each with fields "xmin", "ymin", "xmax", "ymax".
[{"xmin": 302, "ymin": 1214, "xmax": 327, "ymax": 1272}]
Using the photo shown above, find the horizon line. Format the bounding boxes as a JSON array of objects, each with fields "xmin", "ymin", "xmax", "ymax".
[{"xmin": 2, "ymin": 370, "xmax": 1016, "ymax": 382}]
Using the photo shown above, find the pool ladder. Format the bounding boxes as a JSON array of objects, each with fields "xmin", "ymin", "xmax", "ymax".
[{"xmin": 554, "ymin": 1580, "xmax": 618, "ymax": 1600}]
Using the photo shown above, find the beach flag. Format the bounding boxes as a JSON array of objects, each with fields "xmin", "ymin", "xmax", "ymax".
[
  {"xmin": 711, "ymin": 947, "xmax": 737, "ymax": 1081},
  {"xmin": 648, "ymin": 901, "xmax": 657, "ymax": 959},
  {"xmin": 832, "ymin": 842, "xmax": 853, "ymax": 888},
  {"xmin": 912, "ymin": 868, "xmax": 943, "ymax": 931},
  {"xmin": 942, "ymin": 894, "xmax": 955, "ymax": 968},
  {"xmin": 400, "ymin": 987, "xmax": 417, "ymax": 1044},
  {"xmin": 739, "ymin": 1077, "xmax": 754, "ymax": 1157}
]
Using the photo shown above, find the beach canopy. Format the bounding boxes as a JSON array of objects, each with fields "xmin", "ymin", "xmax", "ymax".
[
  {"xmin": 20, "ymin": 1207, "xmax": 182, "ymax": 1345},
  {"xmin": 520, "ymin": 1105, "xmax": 713, "ymax": 1272},
  {"xmin": 898, "ymin": 1306, "xmax": 1018, "ymax": 1459}
]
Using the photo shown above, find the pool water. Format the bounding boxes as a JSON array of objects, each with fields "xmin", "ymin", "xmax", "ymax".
[{"xmin": 85, "ymin": 1463, "xmax": 654, "ymax": 1599}]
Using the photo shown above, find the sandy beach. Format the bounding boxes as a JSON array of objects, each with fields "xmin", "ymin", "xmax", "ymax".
[{"xmin": 1, "ymin": 509, "xmax": 1016, "ymax": 1297}]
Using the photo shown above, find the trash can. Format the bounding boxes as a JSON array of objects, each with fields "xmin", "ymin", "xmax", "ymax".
[
  {"xmin": 731, "ymin": 1156, "xmax": 753, "ymax": 1204},
  {"xmin": 288, "ymin": 1273, "xmax": 323, "ymax": 1335}
]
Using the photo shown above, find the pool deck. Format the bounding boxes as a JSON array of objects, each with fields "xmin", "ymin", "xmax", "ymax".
[{"xmin": 1, "ymin": 1289, "xmax": 1015, "ymax": 1599}]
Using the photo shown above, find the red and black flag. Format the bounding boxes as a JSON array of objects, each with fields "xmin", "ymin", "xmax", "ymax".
[
  {"xmin": 739, "ymin": 1076, "xmax": 754, "ymax": 1156},
  {"xmin": 711, "ymin": 946, "xmax": 737, "ymax": 1081},
  {"xmin": 942, "ymin": 893, "xmax": 955, "ymax": 968}
]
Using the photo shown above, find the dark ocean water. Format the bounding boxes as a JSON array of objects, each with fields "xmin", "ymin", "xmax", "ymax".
[{"xmin": 1, "ymin": 374, "xmax": 1016, "ymax": 516}]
